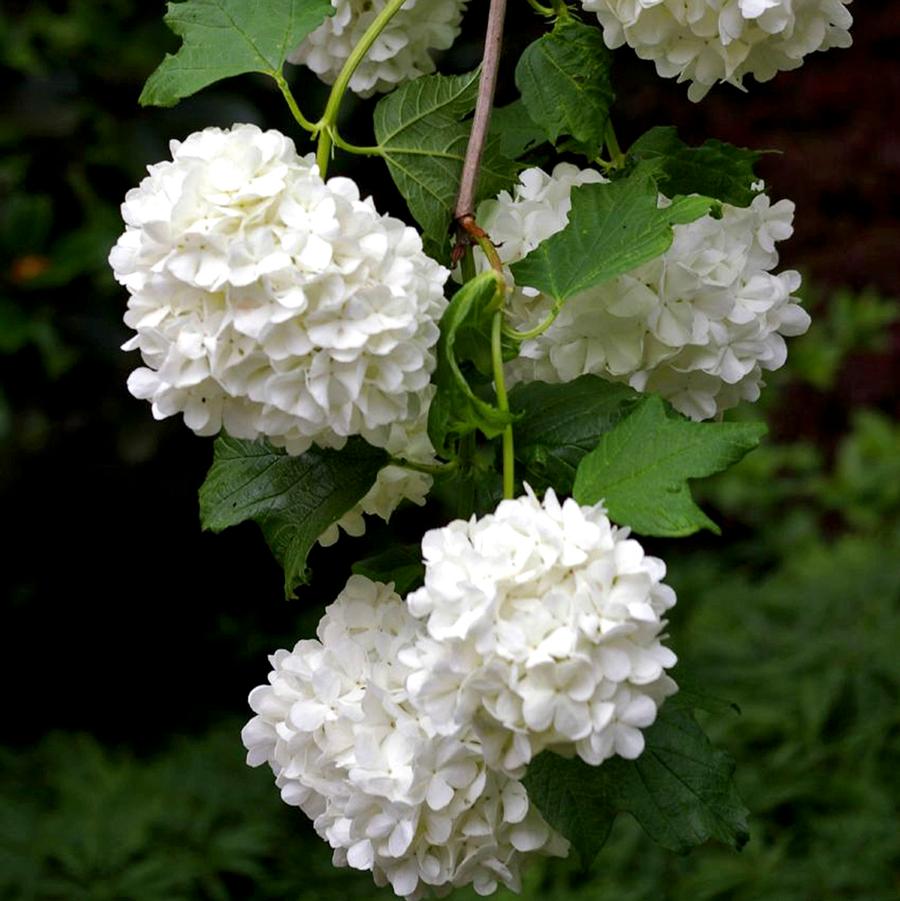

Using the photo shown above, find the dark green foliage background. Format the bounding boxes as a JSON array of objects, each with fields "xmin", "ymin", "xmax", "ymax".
[{"xmin": 1, "ymin": 1, "xmax": 899, "ymax": 898}]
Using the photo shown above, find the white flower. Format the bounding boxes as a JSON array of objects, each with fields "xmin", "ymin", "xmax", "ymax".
[
  {"xmin": 288, "ymin": 0, "xmax": 469, "ymax": 97},
  {"xmin": 478, "ymin": 163, "xmax": 809, "ymax": 421},
  {"xmin": 110, "ymin": 124, "xmax": 449, "ymax": 456},
  {"xmin": 402, "ymin": 488, "xmax": 678, "ymax": 777},
  {"xmin": 242, "ymin": 575, "xmax": 568, "ymax": 898},
  {"xmin": 318, "ymin": 392, "xmax": 438, "ymax": 547},
  {"xmin": 581, "ymin": 0, "xmax": 853, "ymax": 101}
]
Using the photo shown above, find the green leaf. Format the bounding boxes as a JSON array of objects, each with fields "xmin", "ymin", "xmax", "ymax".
[
  {"xmin": 672, "ymin": 676, "xmax": 742, "ymax": 718},
  {"xmin": 515, "ymin": 18, "xmax": 614, "ymax": 157},
  {"xmin": 573, "ymin": 395, "xmax": 766, "ymax": 536},
  {"xmin": 511, "ymin": 165, "xmax": 714, "ymax": 305},
  {"xmin": 140, "ymin": 0, "xmax": 334, "ymax": 107},
  {"xmin": 373, "ymin": 70, "xmax": 516, "ymax": 263},
  {"xmin": 351, "ymin": 546, "xmax": 425, "ymax": 595},
  {"xmin": 626, "ymin": 126, "xmax": 764, "ymax": 207},
  {"xmin": 511, "ymin": 376, "xmax": 640, "ymax": 494},
  {"xmin": 489, "ymin": 100, "xmax": 547, "ymax": 160},
  {"xmin": 199, "ymin": 434, "xmax": 388, "ymax": 598},
  {"xmin": 428, "ymin": 271, "xmax": 514, "ymax": 457},
  {"xmin": 523, "ymin": 702, "xmax": 750, "ymax": 864}
]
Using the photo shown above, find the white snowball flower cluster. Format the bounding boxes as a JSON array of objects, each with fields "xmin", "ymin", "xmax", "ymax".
[
  {"xmin": 581, "ymin": 0, "xmax": 853, "ymax": 101},
  {"xmin": 478, "ymin": 163, "xmax": 810, "ymax": 421},
  {"xmin": 110, "ymin": 123, "xmax": 449, "ymax": 456},
  {"xmin": 288, "ymin": 0, "xmax": 469, "ymax": 97},
  {"xmin": 403, "ymin": 487, "xmax": 678, "ymax": 777},
  {"xmin": 242, "ymin": 575, "xmax": 567, "ymax": 898}
]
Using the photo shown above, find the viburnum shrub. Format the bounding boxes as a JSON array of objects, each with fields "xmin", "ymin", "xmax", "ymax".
[{"xmin": 112, "ymin": 0, "xmax": 853, "ymax": 895}]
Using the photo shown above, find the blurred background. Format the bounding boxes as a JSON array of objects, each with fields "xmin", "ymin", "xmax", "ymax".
[{"xmin": 1, "ymin": 1, "xmax": 898, "ymax": 898}]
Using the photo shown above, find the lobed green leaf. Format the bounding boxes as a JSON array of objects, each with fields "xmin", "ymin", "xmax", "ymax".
[
  {"xmin": 515, "ymin": 17, "xmax": 614, "ymax": 157},
  {"xmin": 510, "ymin": 165, "xmax": 714, "ymax": 305},
  {"xmin": 373, "ymin": 70, "xmax": 516, "ymax": 263},
  {"xmin": 626, "ymin": 126, "xmax": 765, "ymax": 207},
  {"xmin": 140, "ymin": 0, "xmax": 333, "ymax": 107},
  {"xmin": 510, "ymin": 376, "xmax": 640, "ymax": 494},
  {"xmin": 523, "ymin": 701, "xmax": 750, "ymax": 864},
  {"xmin": 199, "ymin": 434, "xmax": 388, "ymax": 598},
  {"xmin": 573, "ymin": 395, "xmax": 767, "ymax": 536},
  {"xmin": 488, "ymin": 99, "xmax": 548, "ymax": 160}
]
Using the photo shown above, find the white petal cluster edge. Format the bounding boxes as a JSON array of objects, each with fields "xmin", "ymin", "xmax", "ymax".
[
  {"xmin": 110, "ymin": 123, "xmax": 449, "ymax": 458},
  {"xmin": 109, "ymin": 123, "xmax": 448, "ymax": 543},
  {"xmin": 404, "ymin": 487, "xmax": 678, "ymax": 776},
  {"xmin": 581, "ymin": 0, "xmax": 853, "ymax": 101},
  {"xmin": 242, "ymin": 574, "xmax": 568, "ymax": 899},
  {"xmin": 243, "ymin": 489, "xmax": 679, "ymax": 897},
  {"xmin": 479, "ymin": 163, "xmax": 810, "ymax": 421}
]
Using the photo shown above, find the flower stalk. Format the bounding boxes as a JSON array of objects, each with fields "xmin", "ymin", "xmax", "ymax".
[{"xmin": 492, "ymin": 310, "xmax": 515, "ymax": 500}]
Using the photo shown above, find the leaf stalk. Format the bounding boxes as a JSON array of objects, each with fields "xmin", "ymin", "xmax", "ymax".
[
  {"xmin": 272, "ymin": 71, "xmax": 317, "ymax": 132},
  {"xmin": 502, "ymin": 302, "xmax": 563, "ymax": 342},
  {"xmin": 525, "ymin": 0, "xmax": 555, "ymax": 15}
]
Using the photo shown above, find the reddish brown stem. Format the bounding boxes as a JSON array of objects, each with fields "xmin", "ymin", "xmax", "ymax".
[
  {"xmin": 456, "ymin": 215, "xmax": 504, "ymax": 274},
  {"xmin": 454, "ymin": 0, "xmax": 508, "ymax": 226}
]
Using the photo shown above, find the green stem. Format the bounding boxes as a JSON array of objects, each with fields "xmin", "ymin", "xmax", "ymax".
[
  {"xmin": 525, "ymin": 0, "xmax": 554, "ymax": 14},
  {"xmin": 453, "ymin": 248, "xmax": 479, "ymax": 518},
  {"xmin": 461, "ymin": 249, "xmax": 477, "ymax": 283},
  {"xmin": 315, "ymin": 0, "xmax": 408, "ymax": 175},
  {"xmin": 272, "ymin": 71, "xmax": 316, "ymax": 133},
  {"xmin": 502, "ymin": 302, "xmax": 563, "ymax": 342},
  {"xmin": 492, "ymin": 311, "xmax": 515, "ymax": 500},
  {"xmin": 314, "ymin": 128, "xmax": 332, "ymax": 174},
  {"xmin": 475, "ymin": 233, "xmax": 504, "ymax": 276},
  {"xmin": 457, "ymin": 432, "xmax": 477, "ymax": 518},
  {"xmin": 331, "ymin": 131, "xmax": 384, "ymax": 157},
  {"xmin": 605, "ymin": 119, "xmax": 625, "ymax": 168},
  {"xmin": 389, "ymin": 457, "xmax": 458, "ymax": 476},
  {"xmin": 315, "ymin": 130, "xmax": 332, "ymax": 175}
]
